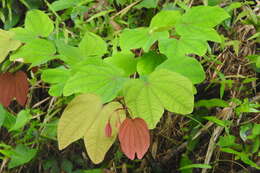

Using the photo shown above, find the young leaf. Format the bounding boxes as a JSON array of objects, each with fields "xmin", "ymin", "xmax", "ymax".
[
  {"xmin": 0, "ymin": 71, "xmax": 29, "ymax": 107},
  {"xmin": 119, "ymin": 28, "xmax": 168, "ymax": 52},
  {"xmin": 137, "ymin": 51, "xmax": 167, "ymax": 75},
  {"xmin": 150, "ymin": 10, "xmax": 181, "ymax": 31},
  {"xmin": 25, "ymin": 10, "xmax": 54, "ymax": 37},
  {"xmin": 0, "ymin": 72, "xmax": 16, "ymax": 107},
  {"xmin": 104, "ymin": 52, "xmax": 137, "ymax": 76},
  {"xmin": 0, "ymin": 29, "xmax": 21, "ymax": 63},
  {"xmin": 79, "ymin": 31, "xmax": 107, "ymax": 58},
  {"xmin": 10, "ymin": 38, "xmax": 56, "ymax": 67},
  {"xmin": 10, "ymin": 27, "xmax": 37, "ymax": 43},
  {"xmin": 58, "ymin": 94, "xmax": 125, "ymax": 164},
  {"xmin": 157, "ymin": 56, "xmax": 205, "ymax": 84},
  {"xmin": 63, "ymin": 63, "xmax": 127, "ymax": 103},
  {"xmin": 50, "ymin": 0, "xmax": 93, "ymax": 11},
  {"xmin": 119, "ymin": 118, "xmax": 150, "ymax": 160},
  {"xmin": 123, "ymin": 69, "xmax": 194, "ymax": 128}
]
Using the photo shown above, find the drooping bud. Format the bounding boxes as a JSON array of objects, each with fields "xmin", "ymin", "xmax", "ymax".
[{"xmin": 105, "ymin": 121, "xmax": 112, "ymax": 137}]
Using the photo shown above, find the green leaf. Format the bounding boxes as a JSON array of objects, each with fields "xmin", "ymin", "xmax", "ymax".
[
  {"xmin": 195, "ymin": 98, "xmax": 229, "ymax": 108},
  {"xmin": 8, "ymin": 144, "xmax": 37, "ymax": 169},
  {"xmin": 58, "ymin": 94, "xmax": 125, "ymax": 163},
  {"xmin": 150, "ymin": 10, "xmax": 181, "ymax": 31},
  {"xmin": 157, "ymin": 56, "xmax": 205, "ymax": 84},
  {"xmin": 119, "ymin": 27, "xmax": 168, "ymax": 52},
  {"xmin": 55, "ymin": 40, "xmax": 85, "ymax": 65},
  {"xmin": 159, "ymin": 37, "xmax": 207, "ymax": 57},
  {"xmin": 63, "ymin": 63, "xmax": 127, "ymax": 103},
  {"xmin": 0, "ymin": 29, "xmax": 21, "ymax": 63},
  {"xmin": 203, "ymin": 116, "xmax": 230, "ymax": 128},
  {"xmin": 135, "ymin": 0, "xmax": 158, "ymax": 9},
  {"xmin": 179, "ymin": 164, "xmax": 212, "ymax": 170},
  {"xmin": 10, "ymin": 110, "xmax": 31, "ymax": 131},
  {"xmin": 137, "ymin": 51, "xmax": 167, "ymax": 75},
  {"xmin": 178, "ymin": 6, "xmax": 230, "ymax": 28},
  {"xmin": 41, "ymin": 67, "xmax": 70, "ymax": 96},
  {"xmin": 104, "ymin": 51, "xmax": 137, "ymax": 76},
  {"xmin": 10, "ymin": 27, "xmax": 37, "ymax": 43},
  {"xmin": 79, "ymin": 31, "xmax": 107, "ymax": 58},
  {"xmin": 25, "ymin": 10, "xmax": 54, "ymax": 37},
  {"xmin": 175, "ymin": 6, "xmax": 230, "ymax": 42},
  {"xmin": 0, "ymin": 104, "xmax": 7, "ymax": 127},
  {"xmin": 10, "ymin": 38, "xmax": 56, "ymax": 66},
  {"xmin": 218, "ymin": 135, "xmax": 236, "ymax": 147},
  {"xmin": 50, "ymin": 0, "xmax": 93, "ymax": 11},
  {"xmin": 123, "ymin": 69, "xmax": 194, "ymax": 129}
]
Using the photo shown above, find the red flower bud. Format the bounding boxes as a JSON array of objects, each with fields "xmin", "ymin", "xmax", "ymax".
[{"xmin": 105, "ymin": 121, "xmax": 112, "ymax": 137}]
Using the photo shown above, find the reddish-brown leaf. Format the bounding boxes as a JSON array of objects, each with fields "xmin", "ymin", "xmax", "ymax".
[
  {"xmin": 118, "ymin": 118, "xmax": 150, "ymax": 160},
  {"xmin": 0, "ymin": 72, "xmax": 15, "ymax": 107},
  {"xmin": 14, "ymin": 71, "xmax": 29, "ymax": 106},
  {"xmin": 0, "ymin": 71, "xmax": 29, "ymax": 107}
]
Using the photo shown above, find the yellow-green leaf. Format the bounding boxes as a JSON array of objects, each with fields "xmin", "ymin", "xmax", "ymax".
[
  {"xmin": 84, "ymin": 102, "xmax": 125, "ymax": 164},
  {"xmin": 58, "ymin": 94, "xmax": 102, "ymax": 149},
  {"xmin": 57, "ymin": 94, "xmax": 125, "ymax": 164},
  {"xmin": 0, "ymin": 29, "xmax": 21, "ymax": 63}
]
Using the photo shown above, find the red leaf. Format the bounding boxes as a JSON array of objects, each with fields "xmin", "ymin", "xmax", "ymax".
[
  {"xmin": 0, "ymin": 71, "xmax": 29, "ymax": 107},
  {"xmin": 105, "ymin": 121, "xmax": 112, "ymax": 137},
  {"xmin": 118, "ymin": 118, "xmax": 150, "ymax": 160},
  {"xmin": 0, "ymin": 72, "xmax": 15, "ymax": 107},
  {"xmin": 14, "ymin": 71, "xmax": 29, "ymax": 106}
]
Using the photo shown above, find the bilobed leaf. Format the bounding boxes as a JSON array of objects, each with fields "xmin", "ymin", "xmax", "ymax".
[
  {"xmin": 157, "ymin": 56, "xmax": 205, "ymax": 84},
  {"xmin": 150, "ymin": 10, "xmax": 181, "ymax": 31},
  {"xmin": 0, "ymin": 29, "xmax": 21, "ymax": 63},
  {"xmin": 84, "ymin": 102, "xmax": 125, "ymax": 164},
  {"xmin": 175, "ymin": 6, "xmax": 230, "ymax": 42},
  {"xmin": 159, "ymin": 37, "xmax": 207, "ymax": 57},
  {"xmin": 0, "ymin": 71, "xmax": 29, "ymax": 107},
  {"xmin": 79, "ymin": 31, "xmax": 107, "ymax": 58},
  {"xmin": 118, "ymin": 118, "xmax": 150, "ymax": 160},
  {"xmin": 63, "ymin": 63, "xmax": 127, "ymax": 103},
  {"xmin": 25, "ymin": 10, "xmax": 54, "ymax": 37},
  {"xmin": 58, "ymin": 94, "xmax": 103, "ymax": 149},
  {"xmin": 58, "ymin": 94, "xmax": 125, "ymax": 164},
  {"xmin": 10, "ymin": 38, "xmax": 56, "ymax": 66},
  {"xmin": 104, "ymin": 51, "xmax": 137, "ymax": 76},
  {"xmin": 123, "ymin": 69, "xmax": 194, "ymax": 128},
  {"xmin": 137, "ymin": 51, "xmax": 167, "ymax": 75},
  {"xmin": 119, "ymin": 27, "xmax": 168, "ymax": 52}
]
